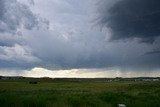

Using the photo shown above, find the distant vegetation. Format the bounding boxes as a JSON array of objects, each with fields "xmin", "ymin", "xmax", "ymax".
[{"xmin": 0, "ymin": 77, "xmax": 160, "ymax": 107}]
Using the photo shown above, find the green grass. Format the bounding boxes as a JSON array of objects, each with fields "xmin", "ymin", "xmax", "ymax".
[{"xmin": 0, "ymin": 79, "xmax": 160, "ymax": 107}]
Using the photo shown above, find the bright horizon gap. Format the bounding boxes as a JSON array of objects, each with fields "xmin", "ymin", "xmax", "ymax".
[{"xmin": 0, "ymin": 67, "xmax": 160, "ymax": 78}]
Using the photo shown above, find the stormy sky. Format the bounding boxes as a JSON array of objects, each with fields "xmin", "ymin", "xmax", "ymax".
[{"xmin": 0, "ymin": 0, "xmax": 160, "ymax": 77}]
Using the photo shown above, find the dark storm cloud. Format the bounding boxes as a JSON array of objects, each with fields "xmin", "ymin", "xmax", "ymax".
[
  {"xmin": 98, "ymin": 0, "xmax": 160, "ymax": 43},
  {"xmin": 0, "ymin": 60, "xmax": 35, "ymax": 69},
  {"xmin": 0, "ymin": 42, "xmax": 13, "ymax": 47},
  {"xmin": 144, "ymin": 51, "xmax": 160, "ymax": 56}
]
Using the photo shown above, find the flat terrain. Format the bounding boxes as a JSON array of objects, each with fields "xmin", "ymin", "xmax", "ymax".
[{"xmin": 0, "ymin": 79, "xmax": 160, "ymax": 107}]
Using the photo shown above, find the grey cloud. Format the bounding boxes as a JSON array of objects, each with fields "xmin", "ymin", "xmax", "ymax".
[
  {"xmin": 97, "ymin": 0, "xmax": 160, "ymax": 44},
  {"xmin": 25, "ymin": 27, "xmax": 159, "ymax": 70},
  {"xmin": 0, "ymin": 44, "xmax": 40, "ymax": 62},
  {"xmin": 0, "ymin": 0, "xmax": 4, "ymax": 19},
  {"xmin": 0, "ymin": 0, "xmax": 38, "ymax": 34},
  {"xmin": 28, "ymin": 0, "xmax": 35, "ymax": 5},
  {"xmin": 0, "ymin": 44, "xmax": 41, "ymax": 69},
  {"xmin": 0, "ymin": 0, "xmax": 49, "ymax": 35},
  {"xmin": 0, "ymin": 0, "xmax": 160, "ymax": 72},
  {"xmin": 0, "ymin": 0, "xmax": 47, "ymax": 68}
]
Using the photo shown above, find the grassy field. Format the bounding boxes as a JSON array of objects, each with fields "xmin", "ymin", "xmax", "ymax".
[{"xmin": 0, "ymin": 79, "xmax": 160, "ymax": 107}]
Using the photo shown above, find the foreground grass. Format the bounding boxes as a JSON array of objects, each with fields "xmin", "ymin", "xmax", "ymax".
[{"xmin": 0, "ymin": 79, "xmax": 160, "ymax": 107}]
